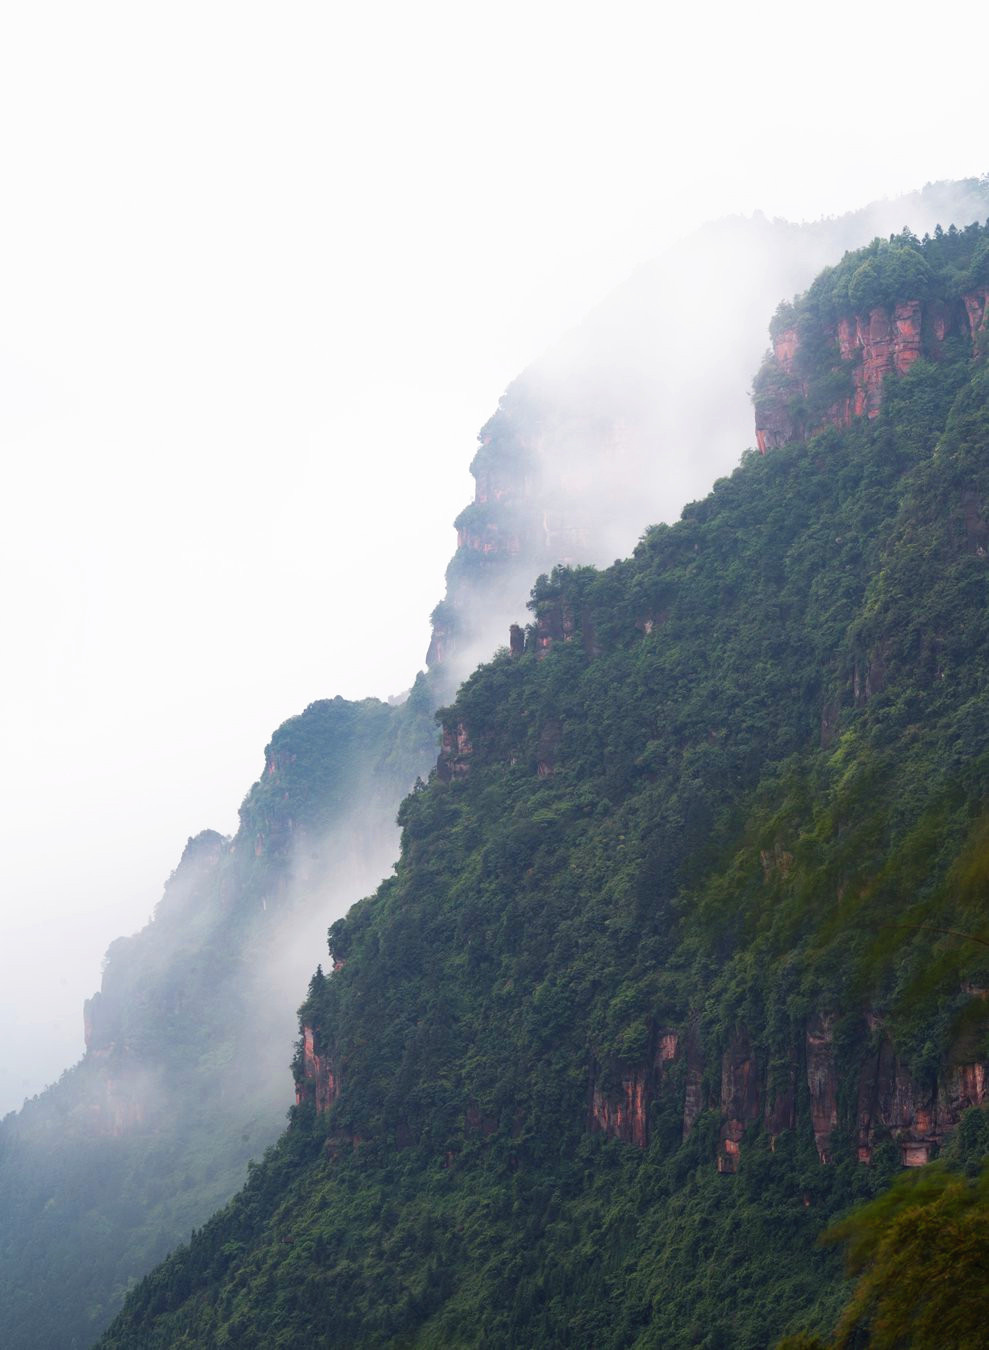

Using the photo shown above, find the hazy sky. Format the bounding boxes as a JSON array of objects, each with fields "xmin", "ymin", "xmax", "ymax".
[{"xmin": 2, "ymin": 0, "xmax": 987, "ymax": 1113}]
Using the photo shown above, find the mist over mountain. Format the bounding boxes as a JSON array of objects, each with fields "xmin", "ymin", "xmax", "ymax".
[
  {"xmin": 101, "ymin": 216, "xmax": 989, "ymax": 1350},
  {"xmin": 431, "ymin": 179, "xmax": 989, "ymax": 671},
  {"xmin": 0, "ymin": 685, "xmax": 441, "ymax": 1346},
  {"xmin": 3, "ymin": 181, "xmax": 989, "ymax": 1347}
]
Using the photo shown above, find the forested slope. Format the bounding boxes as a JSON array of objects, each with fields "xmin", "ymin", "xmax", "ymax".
[
  {"xmin": 5, "ymin": 186, "xmax": 989, "ymax": 1350},
  {"xmin": 100, "ymin": 226, "xmax": 989, "ymax": 1347}
]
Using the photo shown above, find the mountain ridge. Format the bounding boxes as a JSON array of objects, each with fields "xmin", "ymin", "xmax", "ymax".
[
  {"xmin": 97, "ymin": 222, "xmax": 989, "ymax": 1347},
  {"xmin": 4, "ymin": 181, "xmax": 989, "ymax": 1348}
]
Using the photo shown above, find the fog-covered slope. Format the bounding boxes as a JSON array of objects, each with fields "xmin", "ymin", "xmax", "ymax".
[
  {"xmin": 430, "ymin": 178, "xmax": 989, "ymax": 670},
  {"xmin": 0, "ymin": 685, "xmax": 440, "ymax": 1348},
  {"xmin": 101, "ymin": 224, "xmax": 989, "ymax": 1349},
  {"xmin": 3, "ymin": 182, "xmax": 989, "ymax": 1348}
]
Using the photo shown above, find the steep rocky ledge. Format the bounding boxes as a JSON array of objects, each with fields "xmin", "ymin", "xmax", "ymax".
[
  {"xmin": 754, "ymin": 287, "xmax": 989, "ymax": 451},
  {"xmin": 426, "ymin": 400, "xmax": 604, "ymax": 672},
  {"xmin": 589, "ymin": 1011, "xmax": 989, "ymax": 1172},
  {"xmin": 295, "ymin": 1024, "xmax": 341, "ymax": 1114},
  {"xmin": 296, "ymin": 1004, "xmax": 988, "ymax": 1173}
]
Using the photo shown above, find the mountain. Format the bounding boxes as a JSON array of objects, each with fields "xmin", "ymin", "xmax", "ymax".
[
  {"xmin": 429, "ymin": 180, "xmax": 989, "ymax": 670},
  {"xmin": 0, "ymin": 685, "xmax": 441, "ymax": 1347},
  {"xmin": 98, "ymin": 221, "xmax": 989, "ymax": 1348},
  {"xmin": 3, "ymin": 181, "xmax": 989, "ymax": 1349}
]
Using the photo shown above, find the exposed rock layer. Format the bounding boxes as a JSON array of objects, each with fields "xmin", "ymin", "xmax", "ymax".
[
  {"xmin": 755, "ymin": 288, "xmax": 989, "ymax": 451},
  {"xmin": 295, "ymin": 1024, "xmax": 341, "ymax": 1114},
  {"xmin": 588, "ymin": 1010, "xmax": 988, "ymax": 1171},
  {"xmin": 298, "ymin": 1002, "xmax": 987, "ymax": 1173}
]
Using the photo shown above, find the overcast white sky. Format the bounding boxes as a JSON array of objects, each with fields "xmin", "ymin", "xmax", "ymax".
[{"xmin": 1, "ymin": 0, "xmax": 987, "ymax": 1113}]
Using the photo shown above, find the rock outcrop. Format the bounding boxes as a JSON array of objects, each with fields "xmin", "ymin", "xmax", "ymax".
[
  {"xmin": 437, "ymin": 719, "xmax": 473, "ymax": 781},
  {"xmin": 588, "ymin": 1010, "xmax": 989, "ymax": 1170},
  {"xmin": 805, "ymin": 1012, "xmax": 840, "ymax": 1164},
  {"xmin": 589, "ymin": 1029, "xmax": 678, "ymax": 1149},
  {"xmin": 855, "ymin": 1038, "xmax": 988, "ymax": 1167},
  {"xmin": 717, "ymin": 1027, "xmax": 761, "ymax": 1173},
  {"xmin": 754, "ymin": 288, "xmax": 989, "ymax": 452},
  {"xmin": 294, "ymin": 1024, "xmax": 340, "ymax": 1114}
]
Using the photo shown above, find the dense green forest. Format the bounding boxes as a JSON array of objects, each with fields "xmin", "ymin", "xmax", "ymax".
[{"xmin": 99, "ymin": 226, "xmax": 989, "ymax": 1347}]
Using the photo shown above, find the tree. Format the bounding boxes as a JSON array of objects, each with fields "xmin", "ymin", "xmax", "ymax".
[{"xmin": 822, "ymin": 1159, "xmax": 989, "ymax": 1348}]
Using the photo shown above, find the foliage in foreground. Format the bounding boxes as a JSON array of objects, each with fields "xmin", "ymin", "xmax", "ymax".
[{"xmin": 780, "ymin": 1112, "xmax": 989, "ymax": 1348}]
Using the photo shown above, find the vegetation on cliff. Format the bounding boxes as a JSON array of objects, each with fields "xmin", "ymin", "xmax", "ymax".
[
  {"xmin": 768, "ymin": 221, "xmax": 989, "ymax": 340},
  {"xmin": 100, "ymin": 237, "xmax": 989, "ymax": 1346},
  {"xmin": 755, "ymin": 221, "xmax": 989, "ymax": 445}
]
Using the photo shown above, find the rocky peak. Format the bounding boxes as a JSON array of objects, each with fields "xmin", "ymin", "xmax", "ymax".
[
  {"xmin": 755, "ymin": 290, "xmax": 988, "ymax": 451},
  {"xmin": 753, "ymin": 223, "xmax": 989, "ymax": 451}
]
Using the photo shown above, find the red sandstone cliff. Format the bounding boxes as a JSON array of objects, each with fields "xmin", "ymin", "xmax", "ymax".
[
  {"xmin": 588, "ymin": 1029, "xmax": 678, "ymax": 1149},
  {"xmin": 754, "ymin": 288, "xmax": 989, "ymax": 452},
  {"xmin": 294, "ymin": 1023, "xmax": 341, "ymax": 1114},
  {"xmin": 588, "ymin": 1009, "xmax": 989, "ymax": 1172},
  {"xmin": 436, "ymin": 719, "xmax": 474, "ymax": 782}
]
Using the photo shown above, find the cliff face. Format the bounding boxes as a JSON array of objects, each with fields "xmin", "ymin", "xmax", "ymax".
[
  {"xmin": 588, "ymin": 1029, "xmax": 678, "ymax": 1149},
  {"xmin": 426, "ymin": 396, "xmax": 607, "ymax": 672},
  {"xmin": 436, "ymin": 719, "xmax": 473, "ymax": 782},
  {"xmin": 295, "ymin": 1024, "xmax": 341, "ymax": 1114},
  {"xmin": 753, "ymin": 226, "xmax": 989, "ymax": 451},
  {"xmin": 756, "ymin": 290, "xmax": 989, "ymax": 450},
  {"xmin": 299, "ymin": 982, "xmax": 988, "ymax": 1175},
  {"xmin": 588, "ymin": 1012, "xmax": 989, "ymax": 1172}
]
